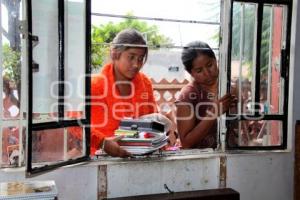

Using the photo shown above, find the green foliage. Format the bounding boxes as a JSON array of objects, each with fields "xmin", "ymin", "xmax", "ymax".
[
  {"xmin": 2, "ymin": 44, "xmax": 21, "ymax": 87},
  {"xmin": 231, "ymin": 4, "xmax": 256, "ymax": 62},
  {"xmin": 92, "ymin": 14, "xmax": 173, "ymax": 69},
  {"xmin": 231, "ymin": 4, "xmax": 272, "ymax": 79},
  {"xmin": 260, "ymin": 7, "xmax": 271, "ymax": 75}
]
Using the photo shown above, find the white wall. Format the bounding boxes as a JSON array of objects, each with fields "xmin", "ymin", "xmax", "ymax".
[
  {"xmin": 102, "ymin": 153, "xmax": 294, "ymax": 199},
  {"xmin": 227, "ymin": 153, "xmax": 293, "ymax": 200},
  {"xmin": 0, "ymin": 153, "xmax": 294, "ymax": 200},
  {"xmin": 0, "ymin": 165, "xmax": 98, "ymax": 200},
  {"xmin": 104, "ymin": 157, "xmax": 219, "ymax": 198}
]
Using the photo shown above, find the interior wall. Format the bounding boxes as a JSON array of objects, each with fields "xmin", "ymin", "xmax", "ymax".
[
  {"xmin": 0, "ymin": 153, "xmax": 294, "ymax": 200},
  {"xmin": 0, "ymin": 165, "xmax": 98, "ymax": 200}
]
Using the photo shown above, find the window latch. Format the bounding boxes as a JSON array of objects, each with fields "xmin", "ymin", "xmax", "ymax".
[
  {"xmin": 18, "ymin": 20, "xmax": 28, "ymax": 39},
  {"xmin": 280, "ymin": 49, "xmax": 287, "ymax": 78},
  {"xmin": 31, "ymin": 35, "xmax": 39, "ymax": 72}
]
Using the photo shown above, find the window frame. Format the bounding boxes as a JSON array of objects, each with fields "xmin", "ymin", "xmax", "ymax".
[
  {"xmin": 4, "ymin": 0, "xmax": 290, "ymax": 174},
  {"xmin": 225, "ymin": 0, "xmax": 293, "ymax": 150},
  {"xmin": 26, "ymin": 0, "xmax": 91, "ymax": 175},
  {"xmin": 0, "ymin": 0, "xmax": 27, "ymax": 168},
  {"xmin": 0, "ymin": 1, "xmax": 3, "ymax": 167}
]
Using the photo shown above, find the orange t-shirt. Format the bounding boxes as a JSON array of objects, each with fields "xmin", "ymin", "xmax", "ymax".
[{"xmin": 90, "ymin": 63, "xmax": 157, "ymax": 155}]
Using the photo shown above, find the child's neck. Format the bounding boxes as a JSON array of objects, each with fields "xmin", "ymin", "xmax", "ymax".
[
  {"xmin": 113, "ymin": 66, "xmax": 133, "ymax": 96},
  {"xmin": 117, "ymin": 84, "xmax": 132, "ymax": 96}
]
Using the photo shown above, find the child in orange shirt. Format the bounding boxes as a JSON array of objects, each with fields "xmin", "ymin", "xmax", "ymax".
[{"xmin": 90, "ymin": 29, "xmax": 157, "ymax": 157}]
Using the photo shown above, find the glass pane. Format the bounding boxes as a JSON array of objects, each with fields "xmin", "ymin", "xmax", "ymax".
[
  {"xmin": 32, "ymin": 127, "xmax": 84, "ymax": 166},
  {"xmin": 227, "ymin": 120, "xmax": 282, "ymax": 147},
  {"xmin": 1, "ymin": 1, "xmax": 22, "ymax": 120},
  {"xmin": 92, "ymin": 0, "xmax": 221, "ymax": 23},
  {"xmin": 259, "ymin": 5, "xmax": 286, "ymax": 115},
  {"xmin": 230, "ymin": 3, "xmax": 257, "ymax": 115},
  {"xmin": 32, "ymin": 0, "xmax": 59, "ymax": 123},
  {"xmin": 1, "ymin": 126, "xmax": 25, "ymax": 167},
  {"xmin": 92, "ymin": 15, "xmax": 220, "ymax": 48},
  {"xmin": 91, "ymin": 15, "xmax": 220, "ymax": 76},
  {"xmin": 65, "ymin": 0, "xmax": 86, "ymax": 119}
]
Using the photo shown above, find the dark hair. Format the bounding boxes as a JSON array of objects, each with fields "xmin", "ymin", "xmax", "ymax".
[
  {"xmin": 181, "ymin": 41, "xmax": 216, "ymax": 74},
  {"xmin": 3, "ymin": 76, "xmax": 11, "ymax": 95},
  {"xmin": 3, "ymin": 76, "xmax": 19, "ymax": 106},
  {"xmin": 111, "ymin": 28, "xmax": 148, "ymax": 63}
]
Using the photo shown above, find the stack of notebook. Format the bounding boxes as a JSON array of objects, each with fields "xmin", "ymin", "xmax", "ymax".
[
  {"xmin": 115, "ymin": 119, "xmax": 168, "ymax": 155},
  {"xmin": 0, "ymin": 180, "xmax": 58, "ymax": 200}
]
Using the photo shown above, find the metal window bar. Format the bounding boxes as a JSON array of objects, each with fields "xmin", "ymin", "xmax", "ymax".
[
  {"xmin": 26, "ymin": 0, "xmax": 33, "ymax": 173},
  {"xmin": 251, "ymin": 4, "xmax": 258, "ymax": 116},
  {"xmin": 254, "ymin": 3, "xmax": 263, "ymax": 115},
  {"xmin": 85, "ymin": 0, "xmax": 91, "ymax": 156},
  {"xmin": 62, "ymin": 0, "xmax": 67, "ymax": 160},
  {"xmin": 58, "ymin": 0, "xmax": 64, "ymax": 120},
  {"xmin": 279, "ymin": 6, "xmax": 287, "ymax": 115},
  {"xmin": 266, "ymin": 6, "xmax": 274, "ymax": 144},
  {"xmin": 238, "ymin": 3, "xmax": 244, "ymax": 117},
  {"xmin": 233, "ymin": 0, "xmax": 290, "ymax": 4},
  {"xmin": 266, "ymin": 7, "xmax": 274, "ymax": 114},
  {"xmin": 91, "ymin": 12, "xmax": 221, "ymax": 25},
  {"xmin": 91, "ymin": 42, "xmax": 220, "ymax": 52},
  {"xmin": 217, "ymin": 0, "xmax": 225, "ymax": 151},
  {"xmin": 237, "ymin": 3, "xmax": 245, "ymax": 145},
  {"xmin": 282, "ymin": 2, "xmax": 292, "ymax": 149},
  {"xmin": 218, "ymin": 0, "xmax": 231, "ymax": 152},
  {"xmin": 19, "ymin": 0, "xmax": 29, "ymax": 167}
]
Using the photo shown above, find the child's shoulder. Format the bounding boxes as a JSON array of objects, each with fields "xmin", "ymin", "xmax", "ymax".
[
  {"xmin": 137, "ymin": 72, "xmax": 152, "ymax": 85},
  {"xmin": 180, "ymin": 82, "xmax": 198, "ymax": 94},
  {"xmin": 91, "ymin": 73, "xmax": 106, "ymax": 85}
]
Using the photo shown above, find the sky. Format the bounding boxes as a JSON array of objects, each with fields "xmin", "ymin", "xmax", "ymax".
[
  {"xmin": 91, "ymin": 0, "xmax": 221, "ymax": 48},
  {"xmin": 1, "ymin": 2, "xmax": 9, "ymax": 44},
  {"xmin": 0, "ymin": 0, "xmax": 221, "ymax": 47}
]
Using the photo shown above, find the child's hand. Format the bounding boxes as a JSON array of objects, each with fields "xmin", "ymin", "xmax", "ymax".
[
  {"xmin": 210, "ymin": 93, "xmax": 237, "ymax": 116},
  {"xmin": 102, "ymin": 136, "xmax": 131, "ymax": 157}
]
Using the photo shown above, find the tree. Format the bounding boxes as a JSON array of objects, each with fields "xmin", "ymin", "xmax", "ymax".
[
  {"xmin": 260, "ymin": 7, "xmax": 272, "ymax": 75},
  {"xmin": 2, "ymin": 44, "xmax": 21, "ymax": 87},
  {"xmin": 2, "ymin": 0, "xmax": 22, "ymax": 106},
  {"xmin": 231, "ymin": 4, "xmax": 271, "ymax": 77},
  {"xmin": 2, "ymin": 0, "xmax": 21, "ymax": 51},
  {"xmin": 91, "ymin": 14, "xmax": 173, "ymax": 70}
]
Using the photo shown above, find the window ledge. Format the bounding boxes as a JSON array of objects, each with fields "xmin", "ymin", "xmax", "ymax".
[
  {"xmin": 91, "ymin": 148, "xmax": 292, "ymax": 166},
  {"xmin": 0, "ymin": 149, "xmax": 292, "ymax": 171}
]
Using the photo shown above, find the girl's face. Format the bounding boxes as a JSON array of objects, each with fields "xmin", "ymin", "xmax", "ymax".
[
  {"xmin": 191, "ymin": 54, "xmax": 218, "ymax": 87},
  {"xmin": 114, "ymin": 47, "xmax": 146, "ymax": 80}
]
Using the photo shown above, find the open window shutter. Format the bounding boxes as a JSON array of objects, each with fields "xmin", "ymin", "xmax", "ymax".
[
  {"xmin": 26, "ymin": 0, "xmax": 91, "ymax": 175},
  {"xmin": 226, "ymin": 0, "xmax": 292, "ymax": 150}
]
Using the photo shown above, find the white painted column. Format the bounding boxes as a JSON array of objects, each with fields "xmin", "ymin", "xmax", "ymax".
[{"xmin": 0, "ymin": 0, "xmax": 4, "ymax": 166}]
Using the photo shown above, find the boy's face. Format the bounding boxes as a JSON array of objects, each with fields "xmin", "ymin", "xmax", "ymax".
[
  {"xmin": 190, "ymin": 55, "xmax": 218, "ymax": 87},
  {"xmin": 114, "ymin": 48, "xmax": 146, "ymax": 80}
]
